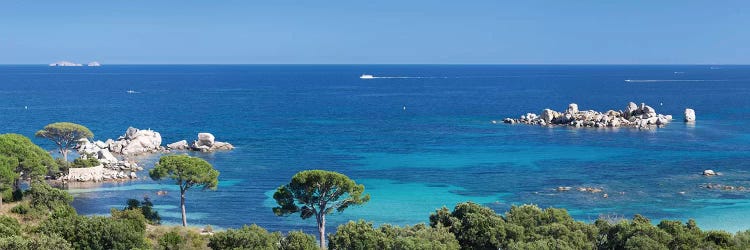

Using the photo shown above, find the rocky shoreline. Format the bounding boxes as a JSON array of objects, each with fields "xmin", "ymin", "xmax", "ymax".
[
  {"xmin": 62, "ymin": 127, "xmax": 234, "ymax": 183},
  {"xmin": 498, "ymin": 102, "xmax": 696, "ymax": 129}
]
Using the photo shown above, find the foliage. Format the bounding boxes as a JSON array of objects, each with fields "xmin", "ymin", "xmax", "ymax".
[
  {"xmin": 0, "ymin": 216, "xmax": 21, "ymax": 238},
  {"xmin": 34, "ymin": 122, "xmax": 93, "ymax": 162},
  {"xmin": 26, "ymin": 182, "xmax": 73, "ymax": 212},
  {"xmin": 10, "ymin": 203, "xmax": 30, "ymax": 215},
  {"xmin": 429, "ymin": 202, "xmax": 514, "ymax": 249},
  {"xmin": 123, "ymin": 197, "xmax": 161, "ymax": 224},
  {"xmin": 146, "ymin": 226, "xmax": 208, "ymax": 250},
  {"xmin": 329, "ymin": 220, "xmax": 459, "ymax": 250},
  {"xmin": 273, "ymin": 170, "xmax": 369, "ymax": 248},
  {"xmin": 35, "ymin": 212, "xmax": 148, "ymax": 250},
  {"xmin": 150, "ymin": 155, "xmax": 219, "ymax": 227},
  {"xmin": 0, "ymin": 156, "xmax": 20, "ymax": 205},
  {"xmin": 208, "ymin": 224, "xmax": 281, "ymax": 250},
  {"xmin": 158, "ymin": 229, "xmax": 186, "ymax": 250},
  {"xmin": 0, "ymin": 234, "xmax": 73, "ymax": 250},
  {"xmin": 280, "ymin": 231, "xmax": 319, "ymax": 250},
  {"xmin": 0, "ymin": 134, "xmax": 57, "ymax": 180},
  {"xmin": 71, "ymin": 156, "xmax": 100, "ymax": 168}
]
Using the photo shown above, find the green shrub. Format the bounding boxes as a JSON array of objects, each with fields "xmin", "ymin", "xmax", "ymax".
[
  {"xmin": 10, "ymin": 203, "xmax": 30, "ymax": 215},
  {"xmin": 35, "ymin": 213, "xmax": 147, "ymax": 250},
  {"xmin": 0, "ymin": 234, "xmax": 72, "ymax": 250},
  {"xmin": 158, "ymin": 229, "xmax": 185, "ymax": 250},
  {"xmin": 208, "ymin": 224, "xmax": 281, "ymax": 250},
  {"xmin": 329, "ymin": 220, "xmax": 458, "ymax": 250},
  {"xmin": 71, "ymin": 156, "xmax": 100, "ymax": 168},
  {"xmin": 0, "ymin": 216, "xmax": 21, "ymax": 237},
  {"xmin": 26, "ymin": 182, "xmax": 73, "ymax": 211},
  {"xmin": 123, "ymin": 197, "xmax": 161, "ymax": 224},
  {"xmin": 280, "ymin": 231, "xmax": 318, "ymax": 250}
]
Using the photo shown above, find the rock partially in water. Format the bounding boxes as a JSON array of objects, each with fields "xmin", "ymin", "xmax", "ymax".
[
  {"xmin": 702, "ymin": 170, "xmax": 717, "ymax": 176},
  {"xmin": 112, "ymin": 127, "xmax": 164, "ymax": 155},
  {"xmin": 500, "ymin": 102, "xmax": 675, "ymax": 129}
]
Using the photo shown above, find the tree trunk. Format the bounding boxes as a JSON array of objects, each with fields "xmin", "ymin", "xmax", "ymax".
[
  {"xmin": 318, "ymin": 214, "xmax": 326, "ymax": 249},
  {"xmin": 61, "ymin": 148, "xmax": 68, "ymax": 162},
  {"xmin": 180, "ymin": 190, "xmax": 187, "ymax": 227}
]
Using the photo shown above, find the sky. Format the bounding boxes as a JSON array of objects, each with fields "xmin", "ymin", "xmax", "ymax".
[{"xmin": 0, "ymin": 1, "xmax": 748, "ymax": 64}]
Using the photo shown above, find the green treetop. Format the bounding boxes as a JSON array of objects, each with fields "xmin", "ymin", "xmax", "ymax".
[
  {"xmin": 0, "ymin": 134, "xmax": 57, "ymax": 182},
  {"xmin": 273, "ymin": 170, "xmax": 370, "ymax": 249},
  {"xmin": 35, "ymin": 122, "xmax": 93, "ymax": 162},
  {"xmin": 149, "ymin": 155, "xmax": 219, "ymax": 227}
]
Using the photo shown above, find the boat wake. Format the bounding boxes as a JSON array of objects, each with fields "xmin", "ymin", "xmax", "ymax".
[{"xmin": 624, "ymin": 79, "xmax": 728, "ymax": 83}]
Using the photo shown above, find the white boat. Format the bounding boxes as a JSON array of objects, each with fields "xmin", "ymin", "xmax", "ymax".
[
  {"xmin": 126, "ymin": 90, "xmax": 138, "ymax": 94},
  {"xmin": 360, "ymin": 74, "xmax": 374, "ymax": 79}
]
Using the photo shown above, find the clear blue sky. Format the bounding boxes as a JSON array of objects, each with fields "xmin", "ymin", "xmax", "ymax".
[{"xmin": 1, "ymin": 1, "xmax": 747, "ymax": 64}]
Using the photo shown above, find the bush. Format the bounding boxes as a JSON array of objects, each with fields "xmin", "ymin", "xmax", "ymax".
[
  {"xmin": 429, "ymin": 202, "xmax": 514, "ymax": 249},
  {"xmin": 123, "ymin": 197, "xmax": 161, "ymax": 224},
  {"xmin": 208, "ymin": 224, "xmax": 281, "ymax": 250},
  {"xmin": 35, "ymin": 213, "xmax": 147, "ymax": 250},
  {"xmin": 329, "ymin": 220, "xmax": 458, "ymax": 250},
  {"xmin": 0, "ymin": 234, "xmax": 72, "ymax": 250},
  {"xmin": 158, "ymin": 229, "xmax": 185, "ymax": 250},
  {"xmin": 280, "ymin": 231, "xmax": 318, "ymax": 250},
  {"xmin": 0, "ymin": 216, "xmax": 21, "ymax": 237},
  {"xmin": 10, "ymin": 203, "xmax": 30, "ymax": 215},
  {"xmin": 26, "ymin": 182, "xmax": 73, "ymax": 211},
  {"xmin": 71, "ymin": 156, "xmax": 100, "ymax": 168}
]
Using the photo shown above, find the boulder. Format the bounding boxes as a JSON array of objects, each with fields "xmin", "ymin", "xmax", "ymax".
[
  {"xmin": 703, "ymin": 170, "xmax": 716, "ymax": 176},
  {"xmin": 97, "ymin": 150, "xmax": 118, "ymax": 164},
  {"xmin": 212, "ymin": 142, "xmax": 235, "ymax": 150},
  {"xmin": 540, "ymin": 109, "xmax": 555, "ymax": 123},
  {"xmin": 685, "ymin": 108, "xmax": 696, "ymax": 122},
  {"xmin": 167, "ymin": 140, "xmax": 189, "ymax": 150},
  {"xmin": 566, "ymin": 103, "xmax": 579, "ymax": 114},
  {"xmin": 625, "ymin": 102, "xmax": 639, "ymax": 117},
  {"xmin": 197, "ymin": 133, "xmax": 215, "ymax": 147}
]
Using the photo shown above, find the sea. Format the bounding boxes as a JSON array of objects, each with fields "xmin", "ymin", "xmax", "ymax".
[{"xmin": 1, "ymin": 65, "xmax": 749, "ymax": 234}]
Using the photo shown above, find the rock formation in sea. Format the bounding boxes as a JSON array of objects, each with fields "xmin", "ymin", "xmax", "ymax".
[
  {"xmin": 167, "ymin": 133, "xmax": 234, "ymax": 152},
  {"xmin": 501, "ymin": 102, "xmax": 674, "ymax": 129},
  {"xmin": 49, "ymin": 61, "xmax": 83, "ymax": 67},
  {"xmin": 110, "ymin": 127, "xmax": 165, "ymax": 155},
  {"xmin": 67, "ymin": 137, "xmax": 145, "ymax": 182}
]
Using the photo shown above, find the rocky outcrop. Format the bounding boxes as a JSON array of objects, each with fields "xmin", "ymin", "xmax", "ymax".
[
  {"xmin": 501, "ymin": 102, "xmax": 674, "ymax": 129},
  {"xmin": 87, "ymin": 61, "xmax": 101, "ymax": 67},
  {"xmin": 685, "ymin": 108, "xmax": 696, "ymax": 122},
  {"xmin": 110, "ymin": 127, "xmax": 164, "ymax": 155},
  {"xmin": 73, "ymin": 136, "xmax": 146, "ymax": 182},
  {"xmin": 168, "ymin": 133, "xmax": 234, "ymax": 152},
  {"xmin": 702, "ymin": 170, "xmax": 717, "ymax": 176}
]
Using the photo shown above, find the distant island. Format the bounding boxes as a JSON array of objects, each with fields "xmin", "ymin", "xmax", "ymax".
[{"xmin": 49, "ymin": 61, "xmax": 101, "ymax": 67}]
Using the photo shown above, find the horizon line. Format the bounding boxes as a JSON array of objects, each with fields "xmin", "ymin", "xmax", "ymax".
[{"xmin": 0, "ymin": 63, "xmax": 747, "ymax": 66}]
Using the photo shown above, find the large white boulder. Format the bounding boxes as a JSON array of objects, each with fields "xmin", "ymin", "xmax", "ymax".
[
  {"xmin": 197, "ymin": 133, "xmax": 215, "ymax": 147},
  {"xmin": 566, "ymin": 103, "xmax": 579, "ymax": 114}
]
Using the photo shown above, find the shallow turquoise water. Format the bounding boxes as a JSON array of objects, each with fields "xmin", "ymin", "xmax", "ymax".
[{"xmin": 1, "ymin": 65, "xmax": 749, "ymax": 234}]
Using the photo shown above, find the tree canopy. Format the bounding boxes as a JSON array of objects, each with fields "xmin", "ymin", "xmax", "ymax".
[
  {"xmin": 0, "ymin": 134, "xmax": 57, "ymax": 180},
  {"xmin": 273, "ymin": 169, "xmax": 370, "ymax": 249},
  {"xmin": 35, "ymin": 122, "xmax": 93, "ymax": 162},
  {"xmin": 149, "ymin": 155, "xmax": 219, "ymax": 226}
]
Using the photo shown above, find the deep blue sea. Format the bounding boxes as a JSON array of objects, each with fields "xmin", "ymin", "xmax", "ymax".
[{"xmin": 1, "ymin": 65, "xmax": 750, "ymax": 233}]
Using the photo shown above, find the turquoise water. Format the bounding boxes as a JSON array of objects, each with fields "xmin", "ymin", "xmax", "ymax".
[{"xmin": 1, "ymin": 65, "xmax": 749, "ymax": 234}]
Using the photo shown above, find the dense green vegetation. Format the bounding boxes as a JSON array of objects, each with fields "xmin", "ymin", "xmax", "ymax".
[{"xmin": 273, "ymin": 170, "xmax": 370, "ymax": 249}]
